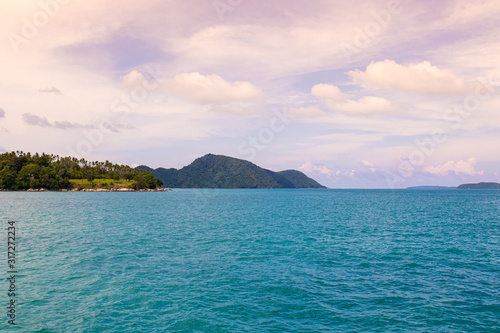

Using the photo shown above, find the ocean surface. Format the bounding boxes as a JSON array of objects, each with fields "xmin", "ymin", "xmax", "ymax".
[{"xmin": 0, "ymin": 189, "xmax": 499, "ymax": 332}]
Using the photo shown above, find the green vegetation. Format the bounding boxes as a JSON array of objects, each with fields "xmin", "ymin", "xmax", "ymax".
[
  {"xmin": 276, "ymin": 170, "xmax": 326, "ymax": 188},
  {"xmin": 137, "ymin": 153, "xmax": 326, "ymax": 189},
  {"xmin": 69, "ymin": 179, "xmax": 135, "ymax": 189},
  {"xmin": 0, "ymin": 151, "xmax": 163, "ymax": 191}
]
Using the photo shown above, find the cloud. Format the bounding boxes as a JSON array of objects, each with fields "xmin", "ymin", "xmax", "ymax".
[
  {"xmin": 1, "ymin": 1, "xmax": 499, "ymax": 188},
  {"xmin": 348, "ymin": 60, "xmax": 467, "ymax": 95},
  {"xmin": 23, "ymin": 113, "xmax": 91, "ymax": 129},
  {"xmin": 311, "ymin": 84, "xmax": 394, "ymax": 115},
  {"xmin": 334, "ymin": 96, "xmax": 394, "ymax": 114},
  {"xmin": 22, "ymin": 113, "xmax": 132, "ymax": 132},
  {"xmin": 424, "ymin": 157, "xmax": 484, "ymax": 176},
  {"xmin": 285, "ymin": 106, "xmax": 328, "ymax": 118},
  {"xmin": 438, "ymin": 0, "xmax": 500, "ymax": 28},
  {"xmin": 0, "ymin": 107, "xmax": 5, "ymax": 118},
  {"xmin": 299, "ymin": 162, "xmax": 334, "ymax": 178},
  {"xmin": 123, "ymin": 71, "xmax": 265, "ymax": 105},
  {"xmin": 311, "ymin": 84, "xmax": 346, "ymax": 102},
  {"xmin": 39, "ymin": 87, "xmax": 63, "ymax": 95},
  {"xmin": 208, "ymin": 104, "xmax": 260, "ymax": 115},
  {"xmin": 165, "ymin": 72, "xmax": 265, "ymax": 104},
  {"xmin": 333, "ymin": 169, "xmax": 356, "ymax": 178},
  {"xmin": 23, "ymin": 114, "xmax": 52, "ymax": 128},
  {"xmin": 361, "ymin": 160, "xmax": 376, "ymax": 172},
  {"xmin": 122, "ymin": 70, "xmax": 150, "ymax": 87}
]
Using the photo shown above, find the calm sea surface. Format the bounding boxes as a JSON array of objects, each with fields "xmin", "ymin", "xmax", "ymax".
[{"xmin": 0, "ymin": 189, "xmax": 499, "ymax": 332}]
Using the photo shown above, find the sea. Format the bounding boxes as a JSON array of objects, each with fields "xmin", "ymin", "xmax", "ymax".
[{"xmin": 0, "ymin": 189, "xmax": 499, "ymax": 332}]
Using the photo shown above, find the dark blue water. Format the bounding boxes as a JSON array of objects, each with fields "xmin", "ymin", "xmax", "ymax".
[{"xmin": 1, "ymin": 189, "xmax": 499, "ymax": 332}]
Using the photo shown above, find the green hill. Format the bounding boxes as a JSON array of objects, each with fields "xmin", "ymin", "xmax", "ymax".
[
  {"xmin": 277, "ymin": 170, "xmax": 326, "ymax": 188},
  {"xmin": 138, "ymin": 154, "xmax": 326, "ymax": 189},
  {"xmin": 0, "ymin": 151, "xmax": 162, "ymax": 191}
]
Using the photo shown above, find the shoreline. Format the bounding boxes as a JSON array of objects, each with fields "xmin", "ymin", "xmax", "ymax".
[{"xmin": 0, "ymin": 187, "xmax": 172, "ymax": 192}]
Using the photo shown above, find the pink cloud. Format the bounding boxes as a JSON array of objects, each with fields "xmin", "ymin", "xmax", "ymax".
[
  {"xmin": 348, "ymin": 60, "xmax": 467, "ymax": 95},
  {"xmin": 424, "ymin": 157, "xmax": 484, "ymax": 176}
]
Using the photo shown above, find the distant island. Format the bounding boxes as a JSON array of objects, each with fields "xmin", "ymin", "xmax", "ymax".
[
  {"xmin": 0, "ymin": 151, "xmax": 165, "ymax": 191},
  {"xmin": 457, "ymin": 182, "xmax": 500, "ymax": 189},
  {"xmin": 137, "ymin": 154, "xmax": 326, "ymax": 189},
  {"xmin": 407, "ymin": 186, "xmax": 456, "ymax": 190},
  {"xmin": 407, "ymin": 182, "xmax": 500, "ymax": 190}
]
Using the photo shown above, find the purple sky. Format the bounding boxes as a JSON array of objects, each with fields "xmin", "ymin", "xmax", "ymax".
[{"xmin": 1, "ymin": 0, "xmax": 499, "ymax": 188}]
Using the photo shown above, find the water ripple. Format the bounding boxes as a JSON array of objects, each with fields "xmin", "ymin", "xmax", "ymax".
[{"xmin": 0, "ymin": 189, "xmax": 498, "ymax": 332}]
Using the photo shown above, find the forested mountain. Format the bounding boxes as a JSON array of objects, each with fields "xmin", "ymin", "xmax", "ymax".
[{"xmin": 138, "ymin": 154, "xmax": 326, "ymax": 189}]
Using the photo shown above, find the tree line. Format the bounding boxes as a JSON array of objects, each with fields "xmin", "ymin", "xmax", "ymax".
[{"xmin": 0, "ymin": 151, "xmax": 163, "ymax": 190}]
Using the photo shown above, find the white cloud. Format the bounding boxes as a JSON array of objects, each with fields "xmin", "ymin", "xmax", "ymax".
[
  {"xmin": 348, "ymin": 60, "xmax": 467, "ymax": 95},
  {"xmin": 122, "ymin": 70, "xmax": 146, "ymax": 87},
  {"xmin": 299, "ymin": 162, "xmax": 334, "ymax": 178},
  {"xmin": 311, "ymin": 84, "xmax": 394, "ymax": 115},
  {"xmin": 361, "ymin": 160, "xmax": 376, "ymax": 172},
  {"xmin": 170, "ymin": 21, "xmax": 358, "ymax": 80},
  {"xmin": 163, "ymin": 72, "xmax": 265, "ymax": 104},
  {"xmin": 297, "ymin": 162, "xmax": 360, "ymax": 183},
  {"xmin": 122, "ymin": 71, "xmax": 265, "ymax": 105},
  {"xmin": 333, "ymin": 96, "xmax": 394, "ymax": 114},
  {"xmin": 332, "ymin": 169, "xmax": 356, "ymax": 178},
  {"xmin": 361, "ymin": 160, "xmax": 374, "ymax": 167},
  {"xmin": 424, "ymin": 157, "xmax": 484, "ymax": 176},
  {"xmin": 311, "ymin": 84, "xmax": 346, "ymax": 102}
]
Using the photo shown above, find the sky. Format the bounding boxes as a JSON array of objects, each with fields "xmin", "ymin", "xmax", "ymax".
[{"xmin": 0, "ymin": 0, "xmax": 499, "ymax": 188}]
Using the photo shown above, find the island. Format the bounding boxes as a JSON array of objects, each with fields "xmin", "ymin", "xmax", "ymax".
[
  {"xmin": 406, "ymin": 186, "xmax": 456, "ymax": 190},
  {"xmin": 457, "ymin": 182, "xmax": 500, "ymax": 189},
  {"xmin": 407, "ymin": 182, "xmax": 500, "ymax": 190},
  {"xmin": 0, "ymin": 151, "xmax": 165, "ymax": 191},
  {"xmin": 137, "ymin": 154, "xmax": 326, "ymax": 189}
]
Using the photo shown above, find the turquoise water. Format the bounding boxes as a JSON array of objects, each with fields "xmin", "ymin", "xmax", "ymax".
[{"xmin": 0, "ymin": 189, "xmax": 499, "ymax": 332}]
